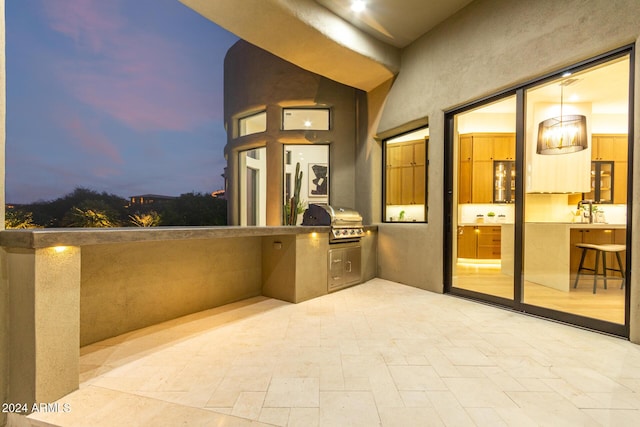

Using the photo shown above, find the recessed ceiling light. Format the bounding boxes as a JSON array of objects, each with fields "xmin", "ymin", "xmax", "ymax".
[
  {"xmin": 304, "ymin": 120, "xmax": 312, "ymax": 127},
  {"xmin": 351, "ymin": 0, "xmax": 366, "ymax": 13}
]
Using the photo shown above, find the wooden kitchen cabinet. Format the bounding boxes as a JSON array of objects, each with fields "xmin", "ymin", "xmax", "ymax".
[
  {"xmin": 493, "ymin": 135, "xmax": 516, "ymax": 160},
  {"xmin": 589, "ymin": 134, "xmax": 628, "ymax": 204},
  {"xmin": 457, "ymin": 225, "xmax": 501, "ymax": 259},
  {"xmin": 386, "ymin": 139, "xmax": 426, "ymax": 206},
  {"xmin": 472, "ymin": 135, "xmax": 495, "ymax": 161},
  {"xmin": 614, "ymin": 161, "xmax": 627, "ymax": 204},
  {"xmin": 457, "ymin": 226, "xmax": 477, "ymax": 258},
  {"xmin": 472, "ymin": 161, "xmax": 493, "ymax": 203},
  {"xmin": 458, "ymin": 136, "xmax": 473, "ymax": 203},
  {"xmin": 477, "ymin": 226, "xmax": 502, "ymax": 259},
  {"xmin": 592, "ymin": 134, "xmax": 627, "ymax": 161},
  {"xmin": 458, "ymin": 133, "xmax": 515, "ymax": 204}
]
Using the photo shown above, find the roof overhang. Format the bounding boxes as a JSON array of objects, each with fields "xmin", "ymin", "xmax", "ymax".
[{"xmin": 179, "ymin": 0, "xmax": 400, "ymax": 91}]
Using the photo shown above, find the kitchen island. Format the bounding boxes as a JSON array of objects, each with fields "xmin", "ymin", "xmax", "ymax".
[{"xmin": 501, "ymin": 223, "xmax": 626, "ymax": 291}]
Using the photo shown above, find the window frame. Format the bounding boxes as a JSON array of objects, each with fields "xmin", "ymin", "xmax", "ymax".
[
  {"xmin": 382, "ymin": 127, "xmax": 429, "ymax": 223},
  {"xmin": 282, "ymin": 107, "xmax": 331, "ymax": 131},
  {"xmin": 238, "ymin": 110, "xmax": 267, "ymax": 137}
]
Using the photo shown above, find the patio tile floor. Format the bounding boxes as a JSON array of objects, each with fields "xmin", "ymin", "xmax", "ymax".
[{"xmin": 22, "ymin": 278, "xmax": 640, "ymax": 426}]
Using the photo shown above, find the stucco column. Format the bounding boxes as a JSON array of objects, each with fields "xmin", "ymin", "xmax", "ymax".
[{"xmin": 8, "ymin": 246, "xmax": 81, "ymax": 405}]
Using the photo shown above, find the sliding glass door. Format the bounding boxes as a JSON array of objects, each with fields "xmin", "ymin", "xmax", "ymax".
[
  {"xmin": 450, "ymin": 95, "xmax": 517, "ymax": 303},
  {"xmin": 446, "ymin": 47, "xmax": 633, "ymax": 336},
  {"xmin": 522, "ymin": 54, "xmax": 630, "ymax": 329}
]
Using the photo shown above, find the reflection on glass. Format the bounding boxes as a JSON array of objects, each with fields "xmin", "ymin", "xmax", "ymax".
[{"xmin": 522, "ymin": 54, "xmax": 629, "ymax": 324}]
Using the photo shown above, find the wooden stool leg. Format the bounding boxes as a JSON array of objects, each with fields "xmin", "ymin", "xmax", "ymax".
[
  {"xmin": 615, "ymin": 251, "xmax": 625, "ymax": 289},
  {"xmin": 574, "ymin": 247, "xmax": 588, "ymax": 289},
  {"xmin": 602, "ymin": 251, "xmax": 608, "ymax": 290},
  {"xmin": 593, "ymin": 250, "xmax": 600, "ymax": 294}
]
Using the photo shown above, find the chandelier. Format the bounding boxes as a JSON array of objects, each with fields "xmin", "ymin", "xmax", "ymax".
[{"xmin": 536, "ymin": 79, "xmax": 587, "ymax": 155}]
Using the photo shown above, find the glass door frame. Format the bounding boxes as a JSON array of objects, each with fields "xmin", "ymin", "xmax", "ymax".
[{"xmin": 444, "ymin": 44, "xmax": 634, "ymax": 337}]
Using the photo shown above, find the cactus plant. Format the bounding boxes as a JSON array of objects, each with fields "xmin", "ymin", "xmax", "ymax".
[{"xmin": 284, "ymin": 162, "xmax": 304, "ymax": 225}]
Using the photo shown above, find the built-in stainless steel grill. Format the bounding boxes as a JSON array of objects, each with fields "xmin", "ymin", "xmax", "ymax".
[
  {"xmin": 302, "ymin": 204, "xmax": 364, "ymax": 243},
  {"xmin": 303, "ymin": 204, "xmax": 363, "ymax": 292}
]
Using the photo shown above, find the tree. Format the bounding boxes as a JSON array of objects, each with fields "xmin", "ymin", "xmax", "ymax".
[
  {"xmin": 129, "ymin": 211, "xmax": 161, "ymax": 227},
  {"xmin": 27, "ymin": 187, "xmax": 129, "ymax": 227},
  {"xmin": 160, "ymin": 192, "xmax": 227, "ymax": 226},
  {"xmin": 61, "ymin": 199, "xmax": 121, "ymax": 227},
  {"xmin": 5, "ymin": 209, "xmax": 38, "ymax": 229}
]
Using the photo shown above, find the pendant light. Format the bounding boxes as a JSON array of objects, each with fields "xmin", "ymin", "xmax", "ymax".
[{"xmin": 536, "ymin": 78, "xmax": 587, "ymax": 155}]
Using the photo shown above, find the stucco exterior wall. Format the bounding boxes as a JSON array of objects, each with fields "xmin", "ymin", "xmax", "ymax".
[
  {"xmin": 1, "ymin": 0, "xmax": 7, "ymax": 423},
  {"xmin": 80, "ymin": 237, "xmax": 263, "ymax": 345},
  {"xmin": 375, "ymin": 0, "xmax": 640, "ymax": 338},
  {"xmin": 224, "ymin": 40, "xmax": 363, "ymax": 225}
]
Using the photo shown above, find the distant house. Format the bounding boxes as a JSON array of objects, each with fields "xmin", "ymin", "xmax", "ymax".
[
  {"xmin": 211, "ymin": 189, "xmax": 225, "ymax": 199},
  {"xmin": 129, "ymin": 194, "xmax": 177, "ymax": 207}
]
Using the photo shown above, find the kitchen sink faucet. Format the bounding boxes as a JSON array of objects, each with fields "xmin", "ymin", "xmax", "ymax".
[{"xmin": 577, "ymin": 200, "xmax": 593, "ymax": 223}]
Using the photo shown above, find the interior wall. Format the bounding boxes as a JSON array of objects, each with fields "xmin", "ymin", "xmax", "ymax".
[
  {"xmin": 284, "ymin": 145, "xmax": 330, "ymax": 214},
  {"xmin": 375, "ymin": 0, "xmax": 640, "ymax": 302}
]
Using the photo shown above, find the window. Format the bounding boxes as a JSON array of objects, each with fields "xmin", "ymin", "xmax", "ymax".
[
  {"xmin": 282, "ymin": 108, "xmax": 330, "ymax": 130},
  {"xmin": 283, "ymin": 145, "xmax": 329, "ymax": 224},
  {"xmin": 239, "ymin": 147, "xmax": 266, "ymax": 226},
  {"xmin": 238, "ymin": 111, "xmax": 266, "ymax": 137},
  {"xmin": 384, "ymin": 127, "xmax": 428, "ymax": 222}
]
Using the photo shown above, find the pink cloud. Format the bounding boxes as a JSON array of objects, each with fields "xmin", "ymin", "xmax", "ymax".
[
  {"xmin": 42, "ymin": 0, "xmax": 125, "ymax": 53},
  {"xmin": 63, "ymin": 116, "xmax": 123, "ymax": 166},
  {"xmin": 43, "ymin": 0, "xmax": 217, "ymax": 132}
]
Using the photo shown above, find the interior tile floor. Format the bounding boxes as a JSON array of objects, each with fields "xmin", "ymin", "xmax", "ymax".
[
  {"xmin": 454, "ymin": 264, "xmax": 625, "ymax": 324},
  {"xmin": 22, "ymin": 278, "xmax": 640, "ymax": 427}
]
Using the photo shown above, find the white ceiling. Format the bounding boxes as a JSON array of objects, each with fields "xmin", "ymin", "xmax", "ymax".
[
  {"xmin": 314, "ymin": 0, "xmax": 474, "ymax": 48},
  {"xmin": 467, "ymin": 56, "xmax": 630, "ymax": 115}
]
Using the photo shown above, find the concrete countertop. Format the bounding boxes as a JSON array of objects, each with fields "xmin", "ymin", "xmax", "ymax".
[{"xmin": 0, "ymin": 225, "xmax": 378, "ymax": 249}]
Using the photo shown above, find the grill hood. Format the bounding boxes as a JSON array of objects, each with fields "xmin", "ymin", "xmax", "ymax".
[{"xmin": 302, "ymin": 204, "xmax": 363, "ymax": 227}]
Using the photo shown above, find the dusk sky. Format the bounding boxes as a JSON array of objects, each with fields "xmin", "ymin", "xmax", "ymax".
[{"xmin": 6, "ymin": 0, "xmax": 239, "ymax": 204}]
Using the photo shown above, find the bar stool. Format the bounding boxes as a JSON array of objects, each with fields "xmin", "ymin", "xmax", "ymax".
[{"xmin": 573, "ymin": 243, "xmax": 626, "ymax": 294}]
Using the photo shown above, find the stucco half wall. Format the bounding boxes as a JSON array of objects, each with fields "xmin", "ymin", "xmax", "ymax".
[{"xmin": 374, "ymin": 0, "xmax": 640, "ymax": 339}]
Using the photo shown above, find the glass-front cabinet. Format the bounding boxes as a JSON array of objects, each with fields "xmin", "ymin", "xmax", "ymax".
[
  {"xmin": 493, "ymin": 160, "xmax": 515, "ymax": 203},
  {"xmin": 584, "ymin": 161, "xmax": 614, "ymax": 203}
]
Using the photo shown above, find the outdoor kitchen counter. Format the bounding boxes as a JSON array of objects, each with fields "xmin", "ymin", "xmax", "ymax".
[
  {"xmin": 0, "ymin": 225, "xmax": 383, "ymax": 249},
  {"xmin": 2, "ymin": 225, "xmax": 378, "ymax": 405}
]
